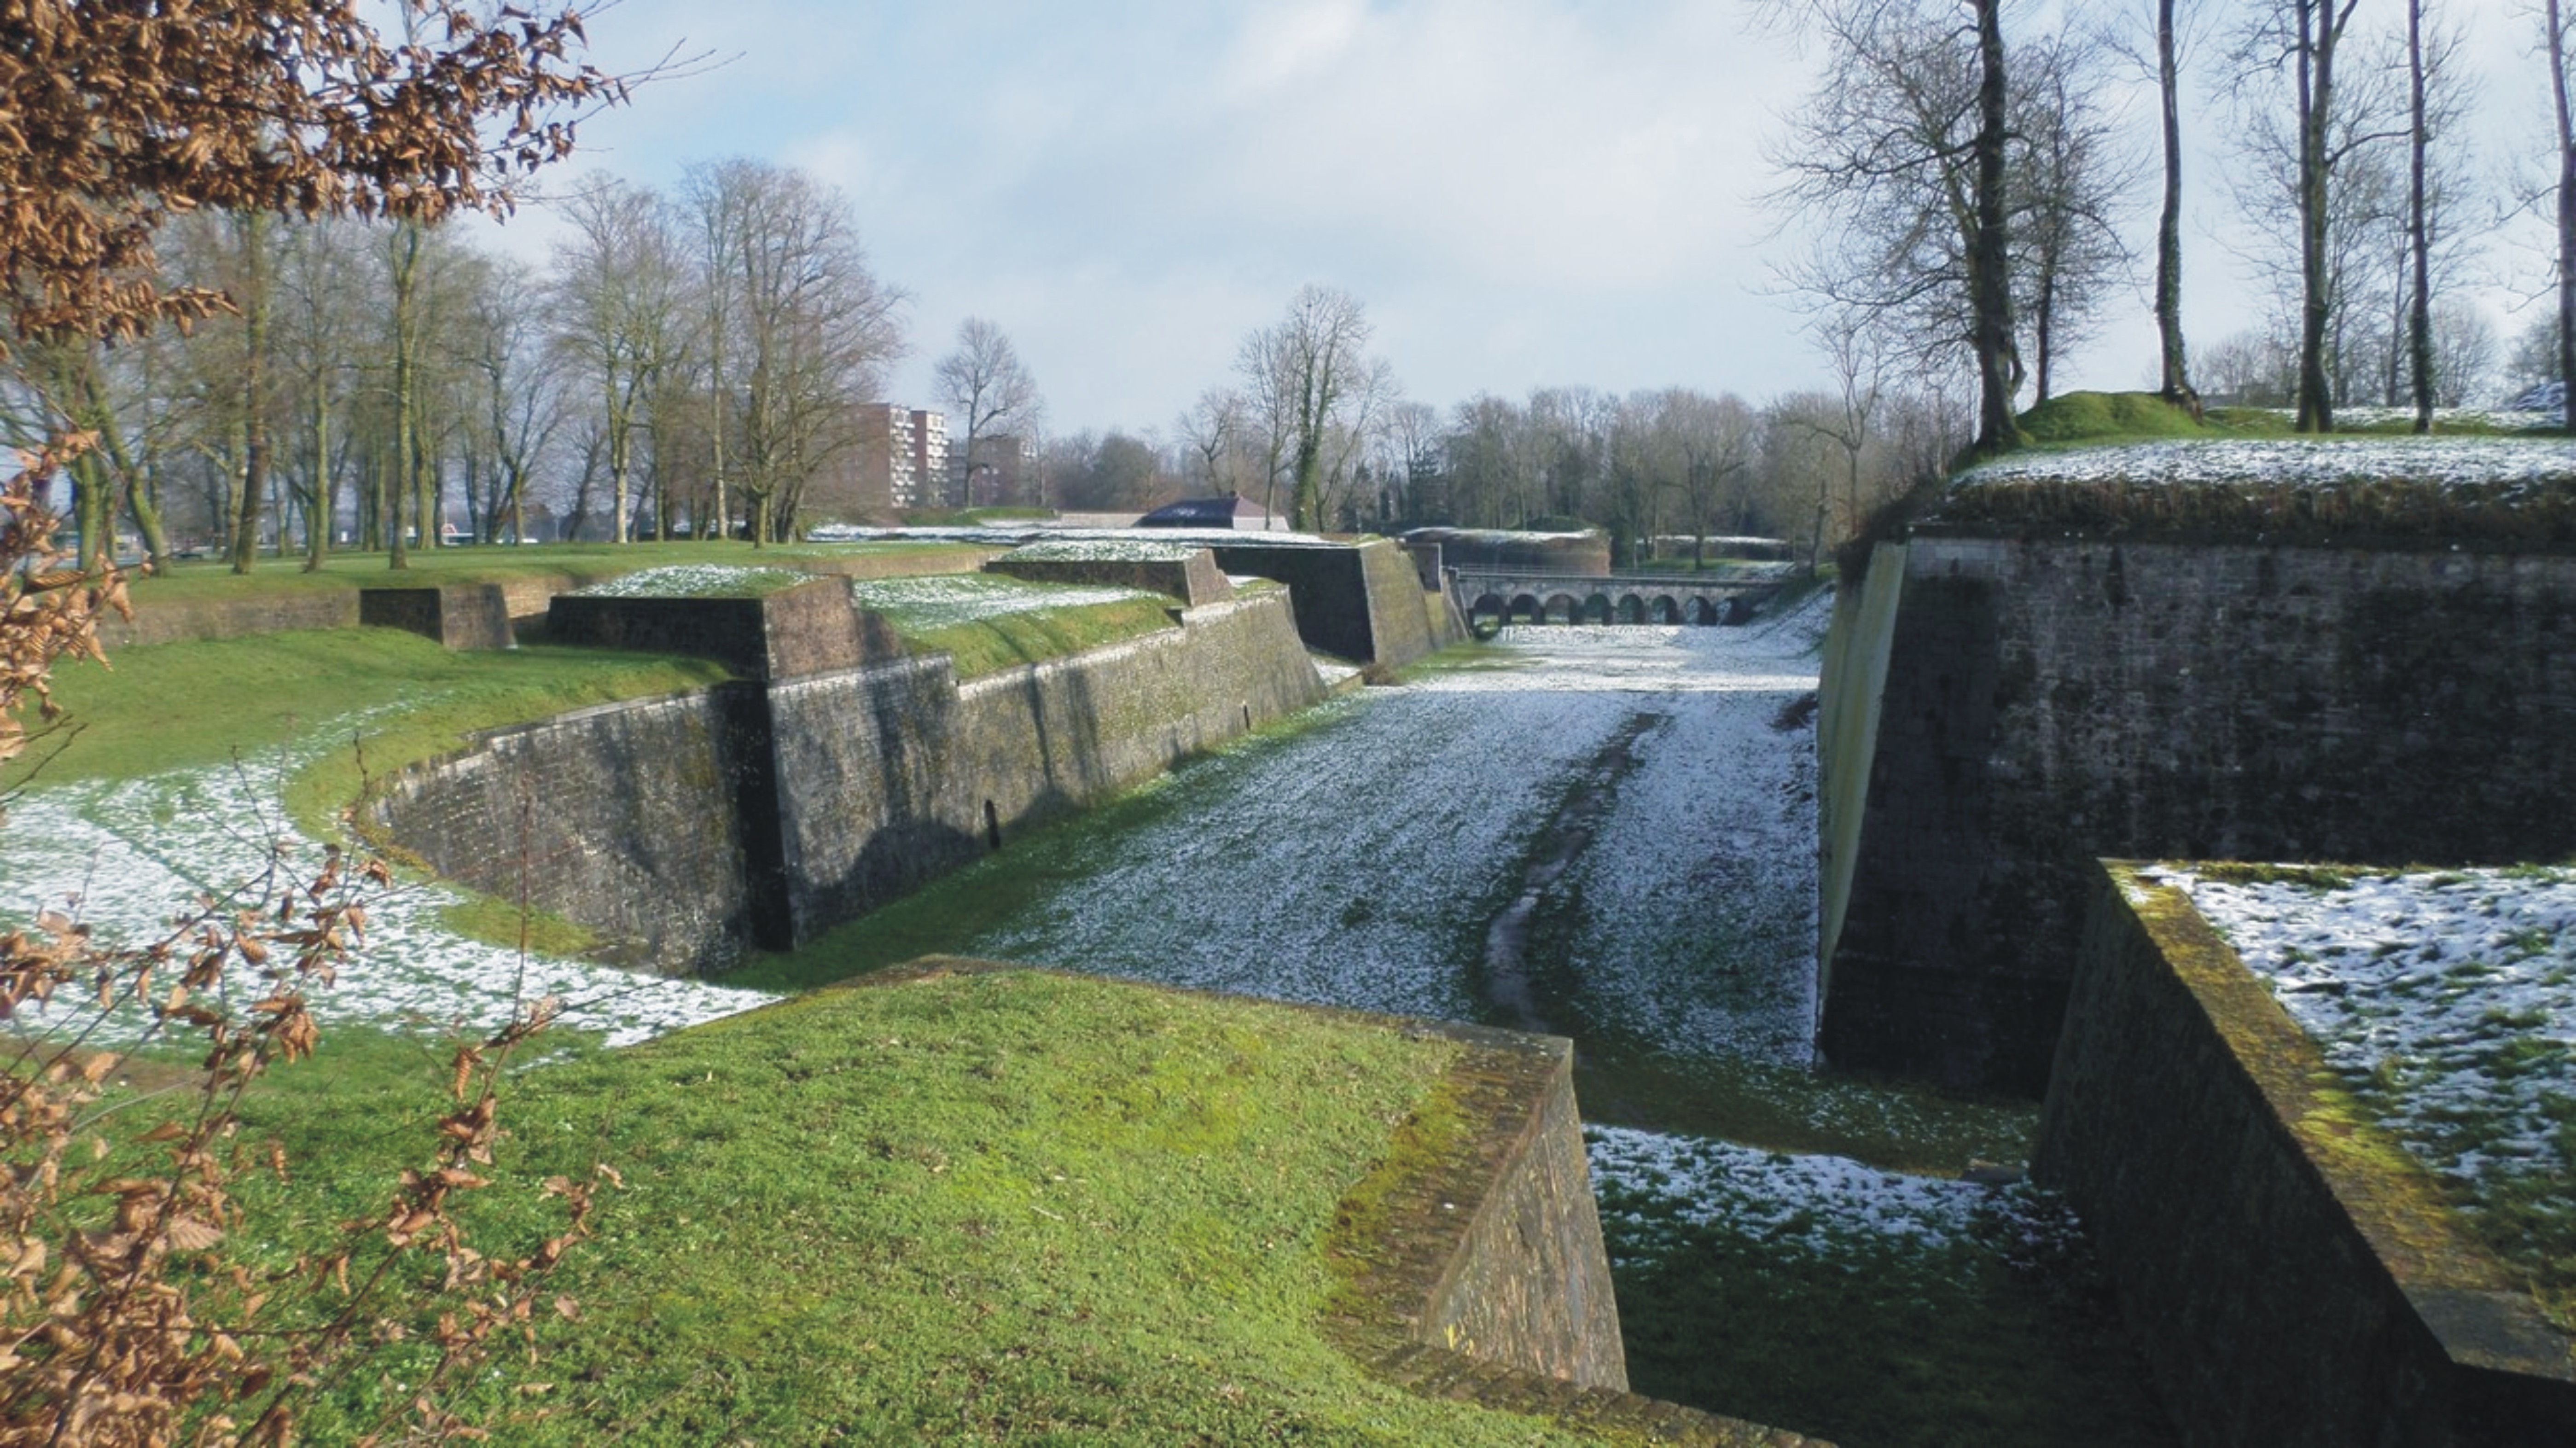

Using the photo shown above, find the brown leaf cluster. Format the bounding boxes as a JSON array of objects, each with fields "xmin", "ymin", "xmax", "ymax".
[
  {"xmin": 0, "ymin": 1, "xmax": 622, "ymax": 358},
  {"xmin": 0, "ymin": 5, "xmax": 624, "ymax": 1436}
]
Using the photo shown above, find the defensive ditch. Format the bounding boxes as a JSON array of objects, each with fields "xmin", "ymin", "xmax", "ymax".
[{"xmin": 741, "ymin": 619, "xmax": 2178, "ymax": 1447}]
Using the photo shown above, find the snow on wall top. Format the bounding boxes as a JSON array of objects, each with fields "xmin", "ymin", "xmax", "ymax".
[
  {"xmin": 2147, "ymin": 862, "xmax": 2575, "ymax": 1259},
  {"xmin": 1954, "ymin": 437, "xmax": 2576, "ymax": 494}
]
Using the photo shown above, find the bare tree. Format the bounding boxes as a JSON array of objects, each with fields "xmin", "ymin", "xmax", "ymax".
[
  {"xmin": 2155, "ymin": 0, "xmax": 2203, "ymax": 408},
  {"xmin": 691, "ymin": 160, "xmax": 906, "ymax": 543},
  {"xmin": 1763, "ymin": 0, "xmax": 2023, "ymax": 450},
  {"xmin": 1237, "ymin": 285, "xmax": 1387, "ymax": 529},
  {"xmin": 2012, "ymin": 34, "xmax": 2134, "ymax": 406},
  {"xmin": 2551, "ymin": 0, "xmax": 2576, "ymax": 432},
  {"xmin": 2235, "ymin": 0, "xmax": 2404, "ymax": 430},
  {"xmin": 935, "ymin": 317, "xmax": 1043, "ymax": 509},
  {"xmin": 550, "ymin": 179, "xmax": 681, "ymax": 543}
]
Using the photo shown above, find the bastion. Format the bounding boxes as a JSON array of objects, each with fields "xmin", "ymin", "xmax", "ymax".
[
  {"xmin": 2034, "ymin": 862, "xmax": 2575, "ymax": 1447},
  {"xmin": 746, "ymin": 959, "xmax": 1826, "ymax": 1445},
  {"xmin": 369, "ymin": 573, "xmax": 1332, "ymax": 971},
  {"xmin": 983, "ymin": 538, "xmax": 1234, "ymax": 608},
  {"xmin": 1817, "ymin": 440, "xmax": 2576, "ymax": 1092}
]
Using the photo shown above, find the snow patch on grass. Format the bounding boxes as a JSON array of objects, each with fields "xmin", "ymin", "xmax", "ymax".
[
  {"xmin": 1587, "ymin": 1125, "xmax": 2076, "ymax": 1272},
  {"xmin": 0, "ymin": 737, "xmax": 777, "ymax": 1049},
  {"xmin": 998, "ymin": 539, "xmax": 1204, "ymax": 564},
  {"xmin": 2157, "ymin": 864, "xmax": 2576, "ymax": 1253},
  {"xmin": 573, "ymin": 563, "xmax": 811, "ymax": 598},
  {"xmin": 1958, "ymin": 436, "xmax": 2576, "ymax": 491},
  {"xmin": 847, "ymin": 573, "xmax": 1162, "ymax": 629}
]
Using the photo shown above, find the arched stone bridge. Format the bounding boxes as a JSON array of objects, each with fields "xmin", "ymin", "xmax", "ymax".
[{"xmin": 1449, "ymin": 566, "xmax": 1793, "ymax": 628}]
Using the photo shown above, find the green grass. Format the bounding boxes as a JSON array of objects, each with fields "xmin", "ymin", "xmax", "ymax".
[
  {"xmin": 220, "ymin": 969, "xmax": 1624, "ymax": 1444},
  {"xmin": 4, "ymin": 628, "xmax": 732, "ymax": 835},
  {"xmin": 1604, "ymin": 1178, "xmax": 2172, "ymax": 1448},
  {"xmin": 2018, "ymin": 391, "xmax": 2545, "ymax": 448},
  {"xmin": 907, "ymin": 595, "xmax": 1180, "ymax": 679},
  {"xmin": 121, "ymin": 540, "xmax": 992, "ymax": 606}
]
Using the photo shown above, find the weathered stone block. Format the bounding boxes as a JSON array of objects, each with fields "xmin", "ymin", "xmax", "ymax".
[
  {"xmin": 1820, "ymin": 535, "xmax": 2576, "ymax": 1092},
  {"xmin": 359, "ymin": 584, "xmax": 516, "ymax": 650},
  {"xmin": 545, "ymin": 577, "xmax": 905, "ymax": 681},
  {"xmin": 2034, "ymin": 863, "xmax": 2576, "ymax": 1448},
  {"xmin": 983, "ymin": 545, "xmax": 1233, "ymax": 607}
]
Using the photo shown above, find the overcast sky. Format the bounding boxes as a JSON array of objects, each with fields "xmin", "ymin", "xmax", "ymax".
[{"xmin": 468, "ymin": 0, "xmax": 2559, "ymax": 437}]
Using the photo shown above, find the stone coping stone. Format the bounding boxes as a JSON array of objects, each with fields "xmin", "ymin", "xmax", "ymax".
[
  {"xmin": 546, "ymin": 575, "xmax": 906, "ymax": 681},
  {"xmin": 983, "ymin": 545, "xmax": 1233, "ymax": 608},
  {"xmin": 358, "ymin": 584, "xmax": 515, "ymax": 650},
  {"xmin": 847, "ymin": 958, "xmax": 1831, "ymax": 1446},
  {"xmin": 2035, "ymin": 861, "xmax": 2576, "ymax": 1446}
]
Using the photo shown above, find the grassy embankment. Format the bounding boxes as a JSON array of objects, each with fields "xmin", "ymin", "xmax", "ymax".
[
  {"xmin": 2015, "ymin": 389, "xmax": 2560, "ymax": 444},
  {"xmin": 196, "ymin": 968, "xmax": 1638, "ymax": 1444},
  {"xmin": 118, "ymin": 537, "xmax": 992, "ymax": 605}
]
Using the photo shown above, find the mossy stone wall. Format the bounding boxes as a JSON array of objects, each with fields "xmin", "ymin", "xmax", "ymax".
[
  {"xmin": 983, "ymin": 550, "xmax": 1233, "ymax": 607},
  {"xmin": 368, "ymin": 686, "xmax": 768, "ymax": 971},
  {"xmin": 358, "ymin": 585, "xmax": 516, "ymax": 650},
  {"xmin": 1209, "ymin": 539, "xmax": 1455, "ymax": 667},
  {"xmin": 2034, "ymin": 863, "xmax": 2576, "ymax": 1447},
  {"xmin": 1821, "ymin": 535, "xmax": 2576, "ymax": 1093},
  {"xmin": 372, "ymin": 593, "xmax": 1326, "ymax": 972}
]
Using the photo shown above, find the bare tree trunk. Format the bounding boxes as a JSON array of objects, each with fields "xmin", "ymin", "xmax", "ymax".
[
  {"xmin": 2293, "ymin": 0, "xmax": 2354, "ymax": 433},
  {"xmin": 2156, "ymin": 0, "xmax": 2198, "ymax": 412},
  {"xmin": 2407, "ymin": 0, "xmax": 2436, "ymax": 431},
  {"xmin": 387, "ymin": 221, "xmax": 419, "ymax": 569},
  {"xmin": 2553, "ymin": 0, "xmax": 2576, "ymax": 436},
  {"xmin": 1970, "ymin": 0, "xmax": 2023, "ymax": 452},
  {"xmin": 231, "ymin": 210, "xmax": 270, "ymax": 574}
]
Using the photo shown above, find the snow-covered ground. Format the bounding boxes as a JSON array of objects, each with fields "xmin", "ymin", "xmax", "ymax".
[
  {"xmin": 1588, "ymin": 1124, "xmax": 2077, "ymax": 1274},
  {"xmin": 2152, "ymin": 864, "xmax": 2576, "ymax": 1234},
  {"xmin": 0, "ymin": 735, "xmax": 778, "ymax": 1049},
  {"xmin": 846, "ymin": 572, "xmax": 1163, "ymax": 628},
  {"xmin": 949, "ymin": 609, "xmax": 1826, "ymax": 1060},
  {"xmin": 572, "ymin": 563, "xmax": 812, "ymax": 598},
  {"xmin": 1955, "ymin": 436, "xmax": 2576, "ymax": 492}
]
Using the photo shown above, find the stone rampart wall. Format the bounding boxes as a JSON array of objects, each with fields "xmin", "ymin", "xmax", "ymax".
[
  {"xmin": 358, "ymin": 585, "xmax": 516, "ymax": 650},
  {"xmin": 370, "ymin": 593, "xmax": 1325, "ymax": 971},
  {"xmin": 370, "ymin": 687, "xmax": 767, "ymax": 970},
  {"xmin": 1821, "ymin": 535, "xmax": 2576, "ymax": 1092},
  {"xmin": 1208, "ymin": 539, "xmax": 1453, "ymax": 669},
  {"xmin": 100, "ymin": 591, "xmax": 360, "ymax": 647},
  {"xmin": 2034, "ymin": 864, "xmax": 2576, "ymax": 1447}
]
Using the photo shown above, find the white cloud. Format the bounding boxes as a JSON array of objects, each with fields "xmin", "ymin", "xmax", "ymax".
[{"xmin": 467, "ymin": 0, "xmax": 2555, "ymax": 436}]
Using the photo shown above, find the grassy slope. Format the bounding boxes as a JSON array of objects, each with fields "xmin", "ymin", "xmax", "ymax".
[
  {"xmin": 228, "ymin": 970, "xmax": 1618, "ymax": 1445},
  {"xmin": 10, "ymin": 629, "xmax": 728, "ymax": 795},
  {"xmin": 2018, "ymin": 390, "xmax": 2547, "ymax": 445},
  {"xmin": 908, "ymin": 593, "xmax": 1182, "ymax": 680},
  {"xmin": 4, "ymin": 629, "xmax": 733, "ymax": 828},
  {"xmin": 122, "ymin": 539, "xmax": 992, "ymax": 605}
]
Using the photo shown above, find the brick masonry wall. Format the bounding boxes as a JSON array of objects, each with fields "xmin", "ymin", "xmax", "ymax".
[
  {"xmin": 367, "ymin": 687, "xmax": 769, "ymax": 972},
  {"xmin": 358, "ymin": 585, "xmax": 516, "ymax": 650},
  {"xmin": 370, "ymin": 593, "xmax": 1326, "ymax": 972},
  {"xmin": 983, "ymin": 551, "xmax": 1234, "ymax": 607},
  {"xmin": 1208, "ymin": 539, "xmax": 1454, "ymax": 668},
  {"xmin": 770, "ymin": 593, "xmax": 1327, "ymax": 947},
  {"xmin": 100, "ymin": 592, "xmax": 360, "ymax": 647},
  {"xmin": 2033, "ymin": 864, "xmax": 2576, "ymax": 1447},
  {"xmin": 1821, "ymin": 535, "xmax": 2576, "ymax": 1093}
]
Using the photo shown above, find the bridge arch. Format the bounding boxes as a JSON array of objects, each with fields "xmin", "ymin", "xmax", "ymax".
[
  {"xmin": 1685, "ymin": 596, "xmax": 1719, "ymax": 626},
  {"xmin": 1615, "ymin": 595, "xmax": 1646, "ymax": 624},
  {"xmin": 1580, "ymin": 593, "xmax": 1613, "ymax": 623},
  {"xmin": 1509, "ymin": 593, "xmax": 1543, "ymax": 624},
  {"xmin": 1469, "ymin": 593, "xmax": 1508, "ymax": 631},
  {"xmin": 1542, "ymin": 593, "xmax": 1581, "ymax": 624},
  {"xmin": 1648, "ymin": 596, "xmax": 1681, "ymax": 624}
]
